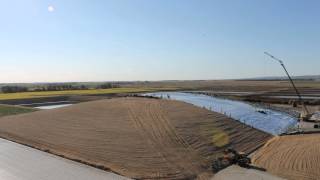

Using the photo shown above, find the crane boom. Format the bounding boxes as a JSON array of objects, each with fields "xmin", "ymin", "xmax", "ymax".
[{"xmin": 264, "ymin": 52, "xmax": 310, "ymax": 116}]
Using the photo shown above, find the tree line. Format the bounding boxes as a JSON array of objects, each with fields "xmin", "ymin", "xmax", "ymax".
[
  {"xmin": 1, "ymin": 83, "xmax": 121, "ymax": 93},
  {"xmin": 1, "ymin": 86, "xmax": 28, "ymax": 93}
]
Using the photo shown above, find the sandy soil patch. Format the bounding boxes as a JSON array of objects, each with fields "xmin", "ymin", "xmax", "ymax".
[
  {"xmin": 253, "ymin": 134, "xmax": 320, "ymax": 180},
  {"xmin": 211, "ymin": 165, "xmax": 284, "ymax": 180},
  {"xmin": 0, "ymin": 97, "xmax": 271, "ymax": 179}
]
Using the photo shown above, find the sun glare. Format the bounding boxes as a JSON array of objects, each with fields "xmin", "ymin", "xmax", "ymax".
[{"xmin": 48, "ymin": 5, "xmax": 55, "ymax": 12}]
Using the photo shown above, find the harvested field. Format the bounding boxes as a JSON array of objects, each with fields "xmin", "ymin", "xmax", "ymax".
[
  {"xmin": 0, "ymin": 97, "xmax": 271, "ymax": 179},
  {"xmin": 126, "ymin": 80, "xmax": 320, "ymax": 92},
  {"xmin": 253, "ymin": 134, "xmax": 320, "ymax": 180}
]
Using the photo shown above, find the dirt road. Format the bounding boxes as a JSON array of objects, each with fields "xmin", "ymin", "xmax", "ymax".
[
  {"xmin": 0, "ymin": 138, "xmax": 128, "ymax": 180},
  {"xmin": 0, "ymin": 97, "xmax": 271, "ymax": 179},
  {"xmin": 211, "ymin": 165, "xmax": 284, "ymax": 180},
  {"xmin": 253, "ymin": 134, "xmax": 320, "ymax": 180}
]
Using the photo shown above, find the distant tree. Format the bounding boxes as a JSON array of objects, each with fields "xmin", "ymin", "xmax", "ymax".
[
  {"xmin": 80, "ymin": 85, "xmax": 88, "ymax": 90},
  {"xmin": 97, "ymin": 83, "xmax": 120, "ymax": 89},
  {"xmin": 99, "ymin": 83, "xmax": 112, "ymax": 89},
  {"xmin": 1, "ymin": 86, "xmax": 28, "ymax": 93},
  {"xmin": 29, "ymin": 84, "xmax": 89, "ymax": 92}
]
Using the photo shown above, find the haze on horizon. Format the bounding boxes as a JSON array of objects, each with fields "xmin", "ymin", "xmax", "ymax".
[{"xmin": 1, "ymin": 0, "xmax": 319, "ymax": 83}]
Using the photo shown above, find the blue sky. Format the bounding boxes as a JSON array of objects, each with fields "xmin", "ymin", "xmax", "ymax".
[{"xmin": 0, "ymin": 0, "xmax": 319, "ymax": 82}]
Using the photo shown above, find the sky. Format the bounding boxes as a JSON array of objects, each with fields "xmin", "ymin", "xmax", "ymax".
[{"xmin": 0, "ymin": 0, "xmax": 319, "ymax": 83}]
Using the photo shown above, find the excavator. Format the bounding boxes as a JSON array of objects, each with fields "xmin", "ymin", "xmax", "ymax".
[
  {"xmin": 211, "ymin": 148, "xmax": 251, "ymax": 173},
  {"xmin": 211, "ymin": 53, "xmax": 320, "ymax": 173},
  {"xmin": 264, "ymin": 52, "xmax": 320, "ymax": 127}
]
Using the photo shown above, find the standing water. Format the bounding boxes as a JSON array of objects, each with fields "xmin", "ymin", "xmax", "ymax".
[
  {"xmin": 35, "ymin": 104, "xmax": 73, "ymax": 110},
  {"xmin": 145, "ymin": 92, "xmax": 297, "ymax": 135}
]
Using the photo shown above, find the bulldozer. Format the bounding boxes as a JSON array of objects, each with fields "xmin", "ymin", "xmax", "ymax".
[{"xmin": 211, "ymin": 148, "xmax": 251, "ymax": 173}]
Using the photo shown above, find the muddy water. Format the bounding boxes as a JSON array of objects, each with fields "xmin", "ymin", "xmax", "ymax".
[
  {"xmin": 0, "ymin": 138, "xmax": 129, "ymax": 180},
  {"xmin": 145, "ymin": 92, "xmax": 297, "ymax": 135}
]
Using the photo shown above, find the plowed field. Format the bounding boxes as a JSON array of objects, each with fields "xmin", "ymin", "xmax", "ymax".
[
  {"xmin": 253, "ymin": 134, "xmax": 320, "ymax": 180},
  {"xmin": 0, "ymin": 97, "xmax": 271, "ymax": 179}
]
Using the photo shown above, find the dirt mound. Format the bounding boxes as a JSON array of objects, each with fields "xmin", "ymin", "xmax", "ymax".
[
  {"xmin": 0, "ymin": 97, "xmax": 271, "ymax": 179},
  {"xmin": 253, "ymin": 134, "xmax": 320, "ymax": 180}
]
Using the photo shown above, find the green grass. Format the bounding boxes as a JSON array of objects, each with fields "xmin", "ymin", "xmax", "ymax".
[
  {"xmin": 0, "ymin": 87, "xmax": 177, "ymax": 100},
  {"xmin": 0, "ymin": 105, "xmax": 37, "ymax": 117}
]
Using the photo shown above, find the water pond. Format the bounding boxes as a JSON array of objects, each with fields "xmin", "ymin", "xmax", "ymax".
[
  {"xmin": 145, "ymin": 92, "xmax": 297, "ymax": 135},
  {"xmin": 35, "ymin": 104, "xmax": 73, "ymax": 110}
]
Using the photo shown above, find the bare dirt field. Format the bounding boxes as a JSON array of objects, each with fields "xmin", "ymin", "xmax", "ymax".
[
  {"xmin": 126, "ymin": 80, "xmax": 320, "ymax": 92},
  {"xmin": 0, "ymin": 97, "xmax": 271, "ymax": 179},
  {"xmin": 253, "ymin": 134, "xmax": 320, "ymax": 180}
]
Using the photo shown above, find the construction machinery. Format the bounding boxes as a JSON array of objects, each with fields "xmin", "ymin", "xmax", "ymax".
[
  {"xmin": 212, "ymin": 148, "xmax": 251, "ymax": 173},
  {"xmin": 264, "ymin": 52, "xmax": 320, "ymax": 124},
  {"xmin": 256, "ymin": 108, "xmax": 268, "ymax": 115}
]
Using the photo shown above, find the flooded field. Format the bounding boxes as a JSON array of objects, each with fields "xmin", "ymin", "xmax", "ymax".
[{"xmin": 145, "ymin": 92, "xmax": 297, "ymax": 135}]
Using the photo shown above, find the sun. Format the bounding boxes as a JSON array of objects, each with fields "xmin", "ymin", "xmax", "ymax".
[{"xmin": 48, "ymin": 5, "xmax": 55, "ymax": 12}]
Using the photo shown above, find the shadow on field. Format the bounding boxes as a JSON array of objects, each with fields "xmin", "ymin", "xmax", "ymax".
[{"xmin": 248, "ymin": 165, "xmax": 266, "ymax": 171}]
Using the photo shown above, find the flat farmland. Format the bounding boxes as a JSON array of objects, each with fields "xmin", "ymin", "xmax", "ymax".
[
  {"xmin": 124, "ymin": 80, "xmax": 320, "ymax": 92},
  {"xmin": 0, "ymin": 87, "xmax": 176, "ymax": 100},
  {"xmin": 0, "ymin": 97, "xmax": 271, "ymax": 179}
]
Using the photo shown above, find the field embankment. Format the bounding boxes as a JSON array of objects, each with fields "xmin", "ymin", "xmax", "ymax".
[
  {"xmin": 0, "ymin": 104, "xmax": 37, "ymax": 117},
  {"xmin": 253, "ymin": 134, "xmax": 320, "ymax": 180},
  {"xmin": 0, "ymin": 97, "xmax": 271, "ymax": 179}
]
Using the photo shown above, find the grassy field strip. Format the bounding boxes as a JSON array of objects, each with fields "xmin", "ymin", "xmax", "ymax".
[
  {"xmin": 0, "ymin": 87, "xmax": 177, "ymax": 100},
  {"xmin": 0, "ymin": 105, "xmax": 37, "ymax": 117}
]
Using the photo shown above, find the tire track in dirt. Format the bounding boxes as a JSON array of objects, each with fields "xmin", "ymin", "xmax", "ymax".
[
  {"xmin": 125, "ymin": 101, "xmax": 181, "ymax": 179},
  {"xmin": 0, "ymin": 97, "xmax": 272, "ymax": 179},
  {"xmin": 125, "ymin": 99, "xmax": 205, "ymax": 179},
  {"xmin": 253, "ymin": 134, "xmax": 320, "ymax": 180},
  {"xmin": 149, "ymin": 101, "xmax": 207, "ymax": 178}
]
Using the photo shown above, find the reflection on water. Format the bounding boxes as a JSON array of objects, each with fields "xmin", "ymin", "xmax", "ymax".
[
  {"xmin": 145, "ymin": 92, "xmax": 297, "ymax": 135},
  {"xmin": 35, "ymin": 104, "xmax": 73, "ymax": 110}
]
